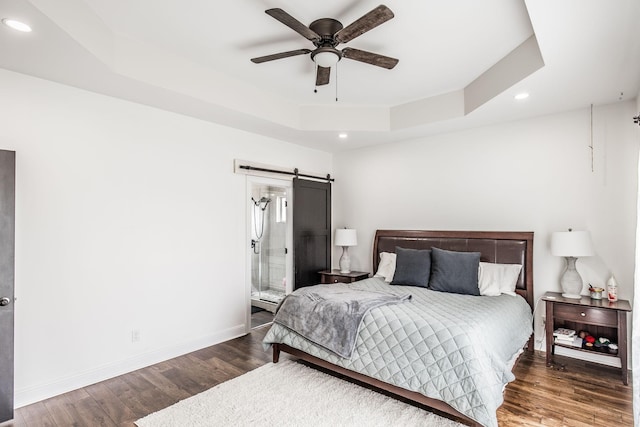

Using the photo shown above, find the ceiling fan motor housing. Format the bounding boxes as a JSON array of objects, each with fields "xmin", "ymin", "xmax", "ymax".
[
  {"xmin": 309, "ymin": 18, "xmax": 343, "ymax": 44},
  {"xmin": 309, "ymin": 18, "xmax": 344, "ymax": 64}
]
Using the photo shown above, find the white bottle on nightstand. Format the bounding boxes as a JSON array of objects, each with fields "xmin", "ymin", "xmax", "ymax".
[{"xmin": 606, "ymin": 275, "xmax": 618, "ymax": 302}]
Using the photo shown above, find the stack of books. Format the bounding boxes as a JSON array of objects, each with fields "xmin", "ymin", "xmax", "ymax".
[{"xmin": 553, "ymin": 328, "xmax": 583, "ymax": 347}]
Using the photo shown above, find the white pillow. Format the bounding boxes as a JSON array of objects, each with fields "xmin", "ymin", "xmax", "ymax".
[
  {"xmin": 478, "ymin": 262, "xmax": 522, "ymax": 296},
  {"xmin": 374, "ymin": 252, "xmax": 396, "ymax": 282}
]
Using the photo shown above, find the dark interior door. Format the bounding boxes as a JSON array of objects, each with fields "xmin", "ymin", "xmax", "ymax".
[
  {"xmin": 0, "ymin": 150, "xmax": 15, "ymax": 423},
  {"xmin": 293, "ymin": 178, "xmax": 331, "ymax": 289}
]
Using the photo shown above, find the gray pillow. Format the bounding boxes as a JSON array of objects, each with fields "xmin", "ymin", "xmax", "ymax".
[
  {"xmin": 428, "ymin": 247, "xmax": 481, "ymax": 295},
  {"xmin": 390, "ymin": 247, "xmax": 431, "ymax": 287}
]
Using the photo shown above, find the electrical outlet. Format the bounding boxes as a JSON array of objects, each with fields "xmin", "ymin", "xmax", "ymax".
[{"xmin": 131, "ymin": 329, "xmax": 141, "ymax": 343}]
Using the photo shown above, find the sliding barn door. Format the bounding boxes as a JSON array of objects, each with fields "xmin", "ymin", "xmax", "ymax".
[
  {"xmin": 0, "ymin": 150, "xmax": 15, "ymax": 424},
  {"xmin": 293, "ymin": 178, "xmax": 331, "ymax": 289}
]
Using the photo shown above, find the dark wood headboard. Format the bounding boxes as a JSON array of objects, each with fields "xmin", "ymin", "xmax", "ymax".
[{"xmin": 373, "ymin": 230, "xmax": 534, "ymax": 309}]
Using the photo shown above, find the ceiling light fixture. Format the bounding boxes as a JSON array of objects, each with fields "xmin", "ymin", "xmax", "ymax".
[
  {"xmin": 338, "ymin": 133, "xmax": 348, "ymax": 139},
  {"xmin": 514, "ymin": 92, "xmax": 529, "ymax": 100},
  {"xmin": 2, "ymin": 18, "xmax": 32, "ymax": 32}
]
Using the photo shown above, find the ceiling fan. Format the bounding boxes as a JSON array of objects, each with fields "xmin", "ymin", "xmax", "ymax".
[{"xmin": 250, "ymin": 5, "xmax": 399, "ymax": 87}]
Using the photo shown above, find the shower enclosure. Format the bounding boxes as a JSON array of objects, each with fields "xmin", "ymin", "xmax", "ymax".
[{"xmin": 249, "ymin": 181, "xmax": 290, "ymax": 314}]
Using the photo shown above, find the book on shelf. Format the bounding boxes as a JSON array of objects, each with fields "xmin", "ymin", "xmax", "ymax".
[
  {"xmin": 554, "ymin": 336, "xmax": 583, "ymax": 348},
  {"xmin": 554, "ymin": 334, "xmax": 574, "ymax": 341},
  {"xmin": 554, "ymin": 334, "xmax": 576, "ymax": 342},
  {"xmin": 570, "ymin": 336, "xmax": 584, "ymax": 347},
  {"xmin": 554, "ymin": 335, "xmax": 575, "ymax": 341},
  {"xmin": 553, "ymin": 328, "xmax": 575, "ymax": 338}
]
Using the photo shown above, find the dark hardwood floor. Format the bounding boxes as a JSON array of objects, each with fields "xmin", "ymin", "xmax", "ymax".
[
  {"xmin": 250, "ymin": 309, "xmax": 274, "ymax": 329},
  {"xmin": 9, "ymin": 327, "xmax": 633, "ymax": 426}
]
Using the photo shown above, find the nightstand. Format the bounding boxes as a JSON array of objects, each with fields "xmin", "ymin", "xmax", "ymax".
[
  {"xmin": 542, "ymin": 291, "xmax": 632, "ymax": 385},
  {"xmin": 318, "ymin": 269, "xmax": 369, "ymax": 284}
]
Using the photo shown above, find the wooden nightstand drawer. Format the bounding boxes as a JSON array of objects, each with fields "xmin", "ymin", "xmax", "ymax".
[
  {"xmin": 554, "ymin": 304, "xmax": 617, "ymax": 327},
  {"xmin": 318, "ymin": 270, "xmax": 369, "ymax": 284},
  {"xmin": 326, "ymin": 276, "xmax": 352, "ymax": 284}
]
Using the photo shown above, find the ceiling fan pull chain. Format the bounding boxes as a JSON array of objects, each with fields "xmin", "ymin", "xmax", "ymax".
[{"xmin": 335, "ymin": 63, "xmax": 339, "ymax": 102}]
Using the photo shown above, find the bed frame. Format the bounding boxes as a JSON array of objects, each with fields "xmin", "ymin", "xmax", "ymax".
[{"xmin": 273, "ymin": 230, "xmax": 534, "ymax": 426}]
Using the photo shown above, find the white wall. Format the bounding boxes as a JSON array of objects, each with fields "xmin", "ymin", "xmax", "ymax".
[
  {"xmin": 0, "ymin": 69, "xmax": 332, "ymax": 407},
  {"xmin": 333, "ymin": 101, "xmax": 638, "ymax": 347}
]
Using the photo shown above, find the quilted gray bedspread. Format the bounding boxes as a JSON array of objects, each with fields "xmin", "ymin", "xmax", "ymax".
[
  {"xmin": 274, "ymin": 284, "xmax": 412, "ymax": 358},
  {"xmin": 263, "ymin": 277, "xmax": 533, "ymax": 427}
]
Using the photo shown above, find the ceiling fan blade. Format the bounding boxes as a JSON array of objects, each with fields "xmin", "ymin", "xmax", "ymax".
[
  {"xmin": 251, "ymin": 49, "xmax": 311, "ymax": 64},
  {"xmin": 316, "ymin": 66, "xmax": 330, "ymax": 86},
  {"xmin": 265, "ymin": 9, "xmax": 321, "ymax": 42},
  {"xmin": 342, "ymin": 47, "xmax": 398, "ymax": 69},
  {"xmin": 334, "ymin": 5, "xmax": 394, "ymax": 44}
]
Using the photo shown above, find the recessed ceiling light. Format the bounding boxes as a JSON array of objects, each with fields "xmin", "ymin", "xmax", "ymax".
[
  {"xmin": 514, "ymin": 93, "xmax": 529, "ymax": 100},
  {"xmin": 2, "ymin": 19, "xmax": 32, "ymax": 32},
  {"xmin": 338, "ymin": 133, "xmax": 348, "ymax": 139}
]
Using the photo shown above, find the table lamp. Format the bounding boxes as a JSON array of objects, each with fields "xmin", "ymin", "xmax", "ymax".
[
  {"xmin": 335, "ymin": 228, "xmax": 357, "ymax": 273},
  {"xmin": 550, "ymin": 229, "xmax": 594, "ymax": 299}
]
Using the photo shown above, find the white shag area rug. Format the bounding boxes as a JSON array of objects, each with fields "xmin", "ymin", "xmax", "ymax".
[{"xmin": 136, "ymin": 360, "xmax": 465, "ymax": 427}]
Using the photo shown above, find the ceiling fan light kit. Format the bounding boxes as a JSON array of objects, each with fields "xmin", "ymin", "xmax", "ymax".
[
  {"xmin": 311, "ymin": 49, "xmax": 341, "ymax": 68},
  {"xmin": 251, "ymin": 5, "xmax": 398, "ymax": 87}
]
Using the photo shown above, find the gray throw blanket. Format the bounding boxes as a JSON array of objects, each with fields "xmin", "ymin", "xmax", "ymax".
[{"xmin": 274, "ymin": 284, "xmax": 411, "ymax": 359}]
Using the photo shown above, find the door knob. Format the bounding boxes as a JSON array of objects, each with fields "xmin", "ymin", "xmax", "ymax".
[{"xmin": 0, "ymin": 297, "xmax": 10, "ymax": 307}]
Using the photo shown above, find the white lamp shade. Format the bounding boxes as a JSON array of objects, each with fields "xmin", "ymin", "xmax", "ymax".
[
  {"xmin": 551, "ymin": 230, "xmax": 594, "ymax": 257},
  {"xmin": 313, "ymin": 51, "xmax": 340, "ymax": 68},
  {"xmin": 335, "ymin": 228, "xmax": 357, "ymax": 247}
]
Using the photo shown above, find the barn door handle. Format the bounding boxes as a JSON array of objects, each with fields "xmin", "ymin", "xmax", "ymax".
[{"xmin": 0, "ymin": 297, "xmax": 10, "ymax": 307}]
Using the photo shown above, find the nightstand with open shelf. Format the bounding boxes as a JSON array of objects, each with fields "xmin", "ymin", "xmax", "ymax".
[{"xmin": 542, "ymin": 291, "xmax": 631, "ymax": 385}]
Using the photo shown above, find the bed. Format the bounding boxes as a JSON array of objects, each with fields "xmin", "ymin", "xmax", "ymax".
[{"xmin": 263, "ymin": 230, "xmax": 534, "ymax": 427}]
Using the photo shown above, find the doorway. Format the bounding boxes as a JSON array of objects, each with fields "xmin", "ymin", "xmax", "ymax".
[
  {"xmin": 0, "ymin": 150, "xmax": 15, "ymax": 424},
  {"xmin": 247, "ymin": 177, "xmax": 292, "ymax": 330}
]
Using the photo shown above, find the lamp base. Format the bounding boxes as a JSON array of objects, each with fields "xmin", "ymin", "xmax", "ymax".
[
  {"xmin": 559, "ymin": 256, "xmax": 585, "ymax": 300},
  {"xmin": 339, "ymin": 246, "xmax": 351, "ymax": 274},
  {"xmin": 561, "ymin": 293, "xmax": 583, "ymax": 299}
]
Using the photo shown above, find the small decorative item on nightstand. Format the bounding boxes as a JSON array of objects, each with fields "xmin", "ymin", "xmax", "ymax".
[
  {"xmin": 588, "ymin": 285, "xmax": 604, "ymax": 299},
  {"xmin": 607, "ymin": 275, "xmax": 619, "ymax": 302}
]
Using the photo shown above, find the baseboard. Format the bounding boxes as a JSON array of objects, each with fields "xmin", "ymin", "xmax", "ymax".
[{"xmin": 14, "ymin": 324, "xmax": 246, "ymax": 408}]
